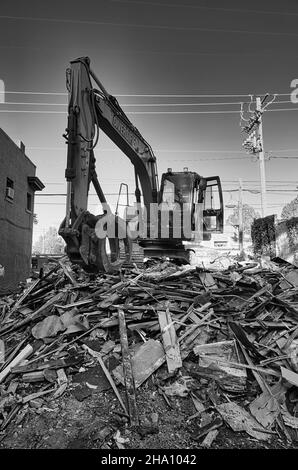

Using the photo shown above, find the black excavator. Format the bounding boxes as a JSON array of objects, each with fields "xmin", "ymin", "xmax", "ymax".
[{"xmin": 59, "ymin": 57, "xmax": 224, "ymax": 272}]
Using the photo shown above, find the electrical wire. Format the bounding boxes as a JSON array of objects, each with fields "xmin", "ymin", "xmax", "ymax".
[
  {"xmin": 110, "ymin": 0, "xmax": 298, "ymax": 17},
  {"xmin": 1, "ymin": 101, "xmax": 247, "ymax": 107},
  {"xmin": 2, "ymin": 91, "xmax": 292, "ymax": 98},
  {"xmin": 1, "ymin": 15, "xmax": 298, "ymax": 37},
  {"xmin": 1, "ymin": 107, "xmax": 298, "ymax": 115},
  {"xmin": 1, "ymin": 100, "xmax": 294, "ymax": 109},
  {"xmin": 26, "ymin": 147, "xmax": 298, "ymax": 153}
]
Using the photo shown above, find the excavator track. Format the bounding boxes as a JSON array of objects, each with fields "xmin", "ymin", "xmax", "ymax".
[{"xmin": 119, "ymin": 241, "xmax": 145, "ymax": 269}]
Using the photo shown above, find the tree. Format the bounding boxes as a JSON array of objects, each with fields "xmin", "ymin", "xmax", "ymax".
[
  {"xmin": 227, "ymin": 204, "xmax": 260, "ymax": 236},
  {"xmin": 33, "ymin": 227, "xmax": 65, "ymax": 254},
  {"xmin": 281, "ymin": 196, "xmax": 298, "ymax": 220}
]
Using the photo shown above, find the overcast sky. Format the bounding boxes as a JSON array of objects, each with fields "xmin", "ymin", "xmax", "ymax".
[{"xmin": 0, "ymin": 0, "xmax": 298, "ymax": 241}]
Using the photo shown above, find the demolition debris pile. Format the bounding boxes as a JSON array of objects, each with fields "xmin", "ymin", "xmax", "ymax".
[{"xmin": 1, "ymin": 256, "xmax": 298, "ymax": 448}]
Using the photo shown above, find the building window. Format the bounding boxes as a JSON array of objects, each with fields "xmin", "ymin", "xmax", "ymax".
[
  {"xmin": 5, "ymin": 178, "xmax": 14, "ymax": 200},
  {"xmin": 26, "ymin": 192, "xmax": 32, "ymax": 212}
]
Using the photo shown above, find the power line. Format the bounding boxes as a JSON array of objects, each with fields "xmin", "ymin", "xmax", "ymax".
[
  {"xmin": 1, "ymin": 108, "xmax": 298, "ymax": 115},
  {"xmin": 270, "ymin": 156, "xmax": 298, "ymax": 159},
  {"xmin": 111, "ymin": 0, "xmax": 298, "ymax": 17},
  {"xmin": 2, "ymin": 100, "xmax": 294, "ymax": 108},
  {"xmin": 266, "ymin": 108, "xmax": 298, "ymax": 113},
  {"xmin": 28, "ymin": 147, "xmax": 249, "ymax": 152},
  {"xmin": 2, "ymin": 91, "xmax": 292, "ymax": 98},
  {"xmin": 1, "ymin": 101, "xmax": 243, "ymax": 107},
  {"xmin": 3, "ymin": 91, "xmax": 67, "ymax": 96},
  {"xmin": 35, "ymin": 193, "xmax": 133, "ymax": 197},
  {"xmin": 1, "ymin": 15, "xmax": 298, "ymax": 37},
  {"xmin": 26, "ymin": 147, "xmax": 298, "ymax": 154},
  {"xmin": 34, "ymin": 188, "xmax": 298, "ymax": 197}
]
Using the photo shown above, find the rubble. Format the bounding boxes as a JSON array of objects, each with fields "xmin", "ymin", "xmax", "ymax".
[{"xmin": 0, "ymin": 255, "xmax": 298, "ymax": 448}]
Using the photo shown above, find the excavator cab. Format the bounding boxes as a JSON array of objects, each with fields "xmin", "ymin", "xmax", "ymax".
[
  {"xmin": 159, "ymin": 169, "xmax": 224, "ymax": 242},
  {"xmin": 202, "ymin": 176, "xmax": 224, "ymax": 234}
]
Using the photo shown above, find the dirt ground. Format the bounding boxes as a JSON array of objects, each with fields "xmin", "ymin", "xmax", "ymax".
[{"xmin": 1, "ymin": 365, "xmax": 297, "ymax": 450}]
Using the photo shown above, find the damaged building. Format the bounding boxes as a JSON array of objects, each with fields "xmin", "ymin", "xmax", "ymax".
[{"xmin": 0, "ymin": 128, "xmax": 44, "ymax": 294}]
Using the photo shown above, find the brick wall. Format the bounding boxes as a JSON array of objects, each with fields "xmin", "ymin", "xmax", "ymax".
[{"xmin": 0, "ymin": 128, "xmax": 36, "ymax": 294}]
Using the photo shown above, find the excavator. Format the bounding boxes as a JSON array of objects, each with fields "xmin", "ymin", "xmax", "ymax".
[{"xmin": 59, "ymin": 57, "xmax": 224, "ymax": 273}]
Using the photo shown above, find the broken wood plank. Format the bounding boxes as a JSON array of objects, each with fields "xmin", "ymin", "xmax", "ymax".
[
  {"xmin": 118, "ymin": 309, "xmax": 139, "ymax": 427},
  {"xmin": 280, "ymin": 366, "xmax": 298, "ymax": 387},
  {"xmin": 0, "ymin": 337, "xmax": 27, "ymax": 373},
  {"xmin": 0, "ymin": 344, "xmax": 33, "ymax": 384},
  {"xmin": 217, "ymin": 402, "xmax": 270, "ymax": 441},
  {"xmin": 59, "ymin": 259, "xmax": 78, "ymax": 286},
  {"xmin": 192, "ymin": 340, "xmax": 247, "ymax": 392},
  {"xmin": 179, "ymin": 308, "xmax": 213, "ymax": 359},
  {"xmin": 158, "ymin": 303, "xmax": 182, "ymax": 374},
  {"xmin": 11, "ymin": 354, "xmax": 83, "ymax": 374},
  {"xmin": 198, "ymin": 272, "xmax": 218, "ymax": 291},
  {"xmin": 0, "ymin": 404, "xmax": 22, "ymax": 431},
  {"xmin": 22, "ymin": 371, "xmax": 46, "ymax": 383},
  {"xmin": 0, "ymin": 292, "xmax": 65, "ymax": 336},
  {"xmin": 193, "ymin": 416, "xmax": 223, "ymax": 440},
  {"xmin": 7, "ymin": 381, "xmax": 18, "ymax": 394},
  {"xmin": 112, "ymin": 339, "xmax": 165, "ymax": 388},
  {"xmin": 22, "ymin": 387, "xmax": 56, "ymax": 404},
  {"xmin": 9, "ymin": 279, "xmax": 40, "ymax": 315},
  {"xmin": 55, "ymin": 299, "xmax": 93, "ymax": 310},
  {"xmin": 249, "ymin": 381, "xmax": 287, "ymax": 428},
  {"xmin": 82, "ymin": 344, "xmax": 128, "ymax": 415},
  {"xmin": 53, "ymin": 368, "xmax": 68, "ymax": 399},
  {"xmin": 200, "ymin": 429, "xmax": 219, "ymax": 448}
]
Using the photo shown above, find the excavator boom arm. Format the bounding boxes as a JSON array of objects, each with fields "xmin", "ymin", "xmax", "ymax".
[{"xmin": 64, "ymin": 56, "xmax": 158, "ymax": 227}]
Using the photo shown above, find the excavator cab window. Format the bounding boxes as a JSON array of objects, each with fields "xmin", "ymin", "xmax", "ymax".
[
  {"xmin": 162, "ymin": 179, "xmax": 175, "ymax": 206},
  {"xmin": 202, "ymin": 177, "xmax": 224, "ymax": 233}
]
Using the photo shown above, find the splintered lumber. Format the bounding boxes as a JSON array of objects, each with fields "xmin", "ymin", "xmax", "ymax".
[
  {"xmin": 53, "ymin": 368, "xmax": 68, "ymax": 399},
  {"xmin": 239, "ymin": 343, "xmax": 267, "ymax": 394},
  {"xmin": 249, "ymin": 381, "xmax": 287, "ymax": 428},
  {"xmin": 59, "ymin": 259, "xmax": 77, "ymax": 286},
  {"xmin": 179, "ymin": 306, "xmax": 213, "ymax": 359},
  {"xmin": 82, "ymin": 344, "xmax": 128, "ymax": 415},
  {"xmin": 22, "ymin": 387, "xmax": 56, "ymax": 404},
  {"xmin": 192, "ymin": 340, "xmax": 247, "ymax": 392},
  {"xmin": 217, "ymin": 402, "xmax": 270, "ymax": 441},
  {"xmin": 9, "ymin": 279, "xmax": 40, "ymax": 314},
  {"xmin": 193, "ymin": 416, "xmax": 223, "ymax": 440},
  {"xmin": 22, "ymin": 371, "xmax": 46, "ymax": 383},
  {"xmin": 0, "ymin": 292, "xmax": 65, "ymax": 336},
  {"xmin": 158, "ymin": 304, "xmax": 182, "ymax": 373},
  {"xmin": 112, "ymin": 339, "xmax": 165, "ymax": 388},
  {"xmin": 0, "ymin": 404, "xmax": 22, "ymax": 431},
  {"xmin": 7, "ymin": 381, "xmax": 18, "ymax": 394},
  {"xmin": 0, "ymin": 344, "xmax": 33, "ymax": 384},
  {"xmin": 200, "ymin": 430, "xmax": 219, "ymax": 448},
  {"xmin": 11, "ymin": 354, "xmax": 83, "ymax": 374},
  {"xmin": 118, "ymin": 309, "xmax": 139, "ymax": 426},
  {"xmin": 280, "ymin": 366, "xmax": 298, "ymax": 387},
  {"xmin": 198, "ymin": 272, "xmax": 218, "ymax": 291}
]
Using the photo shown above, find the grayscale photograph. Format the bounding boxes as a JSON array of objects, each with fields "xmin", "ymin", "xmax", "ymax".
[{"xmin": 0, "ymin": 0, "xmax": 297, "ymax": 460}]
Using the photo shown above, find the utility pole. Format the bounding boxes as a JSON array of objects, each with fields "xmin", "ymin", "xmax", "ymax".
[
  {"xmin": 42, "ymin": 228, "xmax": 45, "ymax": 254},
  {"xmin": 256, "ymin": 97, "xmax": 267, "ymax": 217},
  {"xmin": 238, "ymin": 178, "xmax": 244, "ymax": 254},
  {"xmin": 242, "ymin": 95, "xmax": 268, "ymax": 218}
]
